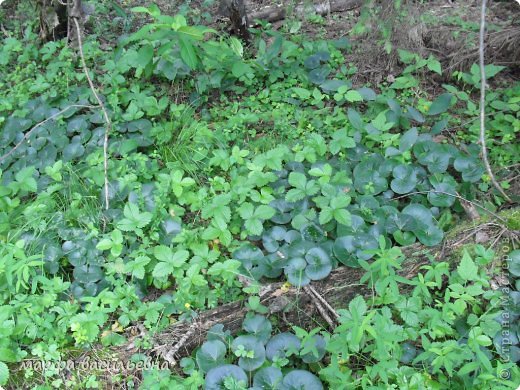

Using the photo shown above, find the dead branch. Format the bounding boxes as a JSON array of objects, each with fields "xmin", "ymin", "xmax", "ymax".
[{"xmin": 248, "ymin": 0, "xmax": 363, "ymax": 24}]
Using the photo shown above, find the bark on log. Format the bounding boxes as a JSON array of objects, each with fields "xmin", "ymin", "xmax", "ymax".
[
  {"xmin": 152, "ymin": 234, "xmax": 467, "ymax": 365},
  {"xmin": 248, "ymin": 0, "xmax": 364, "ymax": 24},
  {"xmin": 229, "ymin": 0, "xmax": 251, "ymax": 42}
]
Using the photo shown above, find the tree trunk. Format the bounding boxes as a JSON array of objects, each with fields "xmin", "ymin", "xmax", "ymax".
[{"xmin": 37, "ymin": 0, "xmax": 84, "ymax": 43}]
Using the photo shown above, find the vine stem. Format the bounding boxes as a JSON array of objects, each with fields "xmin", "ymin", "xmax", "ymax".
[
  {"xmin": 72, "ymin": 17, "xmax": 111, "ymax": 211},
  {"xmin": 478, "ymin": 0, "xmax": 511, "ymax": 202}
]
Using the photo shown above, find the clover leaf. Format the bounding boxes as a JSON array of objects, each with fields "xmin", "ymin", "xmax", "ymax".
[{"xmin": 117, "ymin": 202, "xmax": 152, "ymax": 233}]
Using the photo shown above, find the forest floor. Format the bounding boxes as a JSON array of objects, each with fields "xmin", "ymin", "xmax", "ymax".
[{"xmin": 1, "ymin": 0, "xmax": 519, "ymax": 388}]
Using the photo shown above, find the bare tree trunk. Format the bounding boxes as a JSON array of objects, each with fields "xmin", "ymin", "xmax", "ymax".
[
  {"xmin": 37, "ymin": 0, "xmax": 84, "ymax": 42},
  {"xmin": 38, "ymin": 0, "xmax": 65, "ymax": 40},
  {"xmin": 219, "ymin": 0, "xmax": 250, "ymax": 42}
]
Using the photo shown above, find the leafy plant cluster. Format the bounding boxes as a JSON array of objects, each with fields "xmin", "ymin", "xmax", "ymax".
[
  {"xmin": 192, "ymin": 314, "xmax": 326, "ymax": 389},
  {"xmin": 155, "ymin": 245, "xmax": 519, "ymax": 389},
  {"xmin": 322, "ymin": 244, "xmax": 519, "ymax": 388}
]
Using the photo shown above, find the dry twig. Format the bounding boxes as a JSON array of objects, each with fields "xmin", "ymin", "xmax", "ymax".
[
  {"xmin": 72, "ymin": 16, "xmax": 112, "ymax": 210},
  {"xmin": 303, "ymin": 286, "xmax": 336, "ymax": 329},
  {"xmin": 307, "ymin": 285, "xmax": 339, "ymax": 321},
  {"xmin": 478, "ymin": 0, "xmax": 511, "ymax": 202}
]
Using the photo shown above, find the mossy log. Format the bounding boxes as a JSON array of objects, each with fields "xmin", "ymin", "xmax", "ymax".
[{"xmin": 151, "ymin": 219, "xmax": 515, "ymax": 365}]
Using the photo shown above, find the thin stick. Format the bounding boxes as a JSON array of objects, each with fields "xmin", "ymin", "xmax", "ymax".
[
  {"xmin": 303, "ymin": 285, "xmax": 336, "ymax": 329},
  {"xmin": 478, "ymin": 0, "xmax": 511, "ymax": 202},
  {"xmin": 72, "ymin": 17, "xmax": 111, "ymax": 210},
  {"xmin": 0, "ymin": 104, "xmax": 95, "ymax": 163},
  {"xmin": 307, "ymin": 285, "xmax": 339, "ymax": 320},
  {"xmin": 392, "ymin": 190, "xmax": 507, "ymax": 224}
]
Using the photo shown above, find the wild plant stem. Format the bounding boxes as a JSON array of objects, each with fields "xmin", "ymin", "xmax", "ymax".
[{"xmin": 478, "ymin": 0, "xmax": 511, "ymax": 202}]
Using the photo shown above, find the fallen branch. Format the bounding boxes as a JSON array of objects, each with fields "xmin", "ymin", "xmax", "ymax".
[
  {"xmin": 248, "ymin": 0, "xmax": 363, "ymax": 24},
  {"xmin": 303, "ymin": 285, "xmax": 337, "ymax": 329}
]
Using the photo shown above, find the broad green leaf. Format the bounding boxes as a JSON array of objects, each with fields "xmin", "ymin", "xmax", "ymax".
[
  {"xmin": 427, "ymin": 58, "xmax": 442, "ymax": 75},
  {"xmin": 288, "ymin": 172, "xmax": 307, "ymax": 189},
  {"xmin": 457, "ymin": 251, "xmax": 479, "ymax": 281},
  {"xmin": 0, "ymin": 361, "xmax": 8, "ymax": 386},
  {"xmin": 347, "ymin": 108, "xmax": 364, "ymax": 130},
  {"xmin": 152, "ymin": 262, "xmax": 172, "ymax": 278},
  {"xmin": 255, "ymin": 205, "xmax": 276, "ymax": 220},
  {"xmin": 14, "ymin": 166, "xmax": 37, "ymax": 192},
  {"xmin": 243, "ymin": 315, "xmax": 272, "ymax": 344},
  {"xmin": 238, "ymin": 203, "xmax": 255, "ymax": 219},
  {"xmin": 282, "ymin": 370, "xmax": 323, "ymax": 389},
  {"xmin": 196, "ymin": 340, "xmax": 227, "ymax": 373},
  {"xmin": 118, "ymin": 203, "xmax": 152, "ymax": 231},
  {"xmin": 507, "ymin": 250, "xmax": 520, "ymax": 277},
  {"xmin": 345, "ymin": 90, "xmax": 363, "ymax": 102},
  {"xmin": 399, "ymin": 127, "xmax": 418, "ymax": 152},
  {"xmin": 154, "ymin": 245, "xmax": 173, "ymax": 262},
  {"xmin": 231, "ymin": 335, "xmax": 266, "ymax": 371},
  {"xmin": 171, "ymin": 249, "xmax": 190, "ymax": 267},
  {"xmin": 179, "ymin": 36, "xmax": 198, "ymax": 69},
  {"xmin": 266, "ymin": 332, "xmax": 301, "ymax": 361},
  {"xmin": 427, "ymin": 93, "xmax": 453, "ymax": 116},
  {"xmin": 96, "ymin": 239, "xmax": 113, "ymax": 251},
  {"xmin": 245, "ymin": 219, "xmax": 263, "ymax": 236},
  {"xmin": 205, "ymin": 365, "xmax": 247, "ymax": 390},
  {"xmin": 253, "ymin": 367, "xmax": 283, "ymax": 389}
]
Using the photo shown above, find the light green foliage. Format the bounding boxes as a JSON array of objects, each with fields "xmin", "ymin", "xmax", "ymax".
[{"xmin": 322, "ymin": 246, "xmax": 519, "ymax": 388}]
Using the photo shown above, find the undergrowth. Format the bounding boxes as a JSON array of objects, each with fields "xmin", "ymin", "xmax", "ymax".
[{"xmin": 0, "ymin": 1, "xmax": 518, "ymax": 389}]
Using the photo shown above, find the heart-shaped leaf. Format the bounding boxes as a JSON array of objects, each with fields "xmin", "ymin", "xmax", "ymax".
[
  {"xmin": 281, "ymin": 370, "xmax": 323, "ymax": 390},
  {"xmin": 266, "ymin": 333, "xmax": 301, "ymax": 361},
  {"xmin": 253, "ymin": 367, "xmax": 283, "ymax": 390},
  {"xmin": 205, "ymin": 365, "xmax": 247, "ymax": 390},
  {"xmin": 196, "ymin": 340, "xmax": 227, "ymax": 373},
  {"xmin": 231, "ymin": 335, "xmax": 266, "ymax": 371},
  {"xmin": 243, "ymin": 315, "xmax": 272, "ymax": 344}
]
